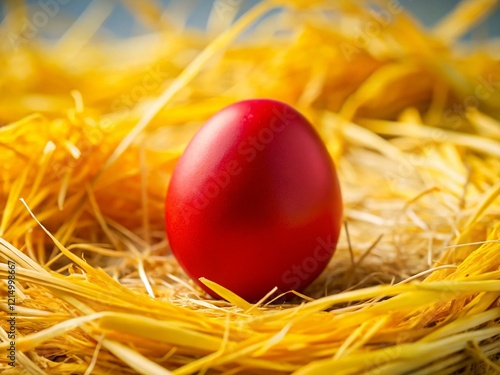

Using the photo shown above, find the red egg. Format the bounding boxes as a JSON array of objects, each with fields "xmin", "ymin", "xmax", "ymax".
[{"xmin": 165, "ymin": 99, "xmax": 342, "ymax": 302}]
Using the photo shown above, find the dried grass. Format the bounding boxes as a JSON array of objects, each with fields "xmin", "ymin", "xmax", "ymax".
[{"xmin": 0, "ymin": 0, "xmax": 500, "ymax": 374}]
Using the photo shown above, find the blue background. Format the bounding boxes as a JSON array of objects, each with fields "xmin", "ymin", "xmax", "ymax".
[{"xmin": 1, "ymin": 0, "xmax": 499, "ymax": 40}]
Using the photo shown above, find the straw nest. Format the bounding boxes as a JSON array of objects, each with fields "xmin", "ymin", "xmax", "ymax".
[{"xmin": 1, "ymin": 0, "xmax": 500, "ymax": 374}]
